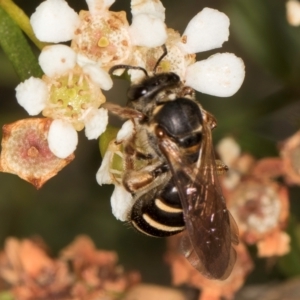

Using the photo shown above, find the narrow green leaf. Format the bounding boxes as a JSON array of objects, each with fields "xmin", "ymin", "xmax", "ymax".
[
  {"xmin": 224, "ymin": 0, "xmax": 291, "ymax": 80},
  {"xmin": 0, "ymin": 6, "xmax": 43, "ymax": 81},
  {"xmin": 0, "ymin": 0, "xmax": 47, "ymax": 50}
]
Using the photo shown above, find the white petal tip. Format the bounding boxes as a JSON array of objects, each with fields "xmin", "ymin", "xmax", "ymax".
[
  {"xmin": 82, "ymin": 65, "xmax": 113, "ymax": 90},
  {"xmin": 39, "ymin": 45, "xmax": 77, "ymax": 76},
  {"xmin": 129, "ymin": 14, "xmax": 167, "ymax": 47},
  {"xmin": 179, "ymin": 8, "xmax": 230, "ymax": 54},
  {"xmin": 15, "ymin": 77, "xmax": 48, "ymax": 115},
  {"xmin": 185, "ymin": 53, "xmax": 245, "ymax": 97},
  {"xmin": 84, "ymin": 108, "xmax": 108, "ymax": 140},
  {"xmin": 116, "ymin": 120, "xmax": 134, "ymax": 143},
  {"xmin": 48, "ymin": 119, "xmax": 78, "ymax": 158},
  {"xmin": 96, "ymin": 150, "xmax": 113, "ymax": 185},
  {"xmin": 30, "ymin": 0, "xmax": 80, "ymax": 43},
  {"xmin": 111, "ymin": 185, "xmax": 133, "ymax": 221}
]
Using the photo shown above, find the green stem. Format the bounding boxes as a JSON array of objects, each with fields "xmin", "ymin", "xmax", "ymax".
[
  {"xmin": 0, "ymin": 6, "xmax": 43, "ymax": 81},
  {"xmin": 0, "ymin": 0, "xmax": 48, "ymax": 50}
]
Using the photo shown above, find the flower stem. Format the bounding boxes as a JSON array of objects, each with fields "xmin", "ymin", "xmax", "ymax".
[
  {"xmin": 0, "ymin": 0, "xmax": 48, "ymax": 50},
  {"xmin": 0, "ymin": 6, "xmax": 43, "ymax": 81}
]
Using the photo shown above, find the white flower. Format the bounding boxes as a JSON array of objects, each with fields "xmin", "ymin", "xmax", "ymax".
[
  {"xmin": 216, "ymin": 137, "xmax": 241, "ymax": 167},
  {"xmin": 129, "ymin": 7, "xmax": 245, "ymax": 97},
  {"xmin": 15, "ymin": 77, "xmax": 48, "ymax": 115},
  {"xmin": 15, "ymin": 45, "xmax": 110, "ymax": 158},
  {"xmin": 30, "ymin": 0, "xmax": 80, "ymax": 42},
  {"xmin": 129, "ymin": 0, "xmax": 167, "ymax": 47},
  {"xmin": 178, "ymin": 8, "xmax": 229, "ymax": 54},
  {"xmin": 30, "ymin": 0, "xmax": 169, "ymax": 69},
  {"xmin": 84, "ymin": 108, "xmax": 108, "ymax": 140},
  {"xmin": 96, "ymin": 125, "xmax": 135, "ymax": 222},
  {"xmin": 116, "ymin": 120, "xmax": 134, "ymax": 143},
  {"xmin": 110, "ymin": 185, "xmax": 134, "ymax": 221},
  {"xmin": 185, "ymin": 53, "xmax": 245, "ymax": 97},
  {"xmin": 48, "ymin": 119, "xmax": 78, "ymax": 158},
  {"xmin": 286, "ymin": 0, "xmax": 300, "ymax": 26}
]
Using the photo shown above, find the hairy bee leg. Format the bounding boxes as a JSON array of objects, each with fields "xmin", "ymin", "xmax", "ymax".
[{"xmin": 123, "ymin": 163, "xmax": 169, "ymax": 194}]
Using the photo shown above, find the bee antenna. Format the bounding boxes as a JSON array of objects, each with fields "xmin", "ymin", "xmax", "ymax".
[
  {"xmin": 153, "ymin": 44, "xmax": 168, "ymax": 74},
  {"xmin": 109, "ymin": 65, "xmax": 149, "ymax": 77}
]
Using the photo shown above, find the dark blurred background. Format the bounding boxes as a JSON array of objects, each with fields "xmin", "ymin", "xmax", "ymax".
[{"xmin": 1, "ymin": 0, "xmax": 300, "ymax": 288}]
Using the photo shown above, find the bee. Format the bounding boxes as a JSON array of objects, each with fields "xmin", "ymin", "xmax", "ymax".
[{"xmin": 104, "ymin": 46, "xmax": 239, "ymax": 280}]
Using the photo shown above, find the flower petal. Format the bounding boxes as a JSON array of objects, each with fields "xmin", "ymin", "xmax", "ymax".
[
  {"xmin": 86, "ymin": 0, "xmax": 115, "ymax": 14},
  {"xmin": 39, "ymin": 45, "xmax": 77, "ymax": 77},
  {"xmin": 47, "ymin": 119, "xmax": 78, "ymax": 158},
  {"xmin": 185, "ymin": 53, "xmax": 245, "ymax": 97},
  {"xmin": 216, "ymin": 137, "xmax": 241, "ymax": 166},
  {"xmin": 0, "ymin": 118, "xmax": 74, "ymax": 189},
  {"xmin": 110, "ymin": 185, "xmax": 134, "ymax": 221},
  {"xmin": 178, "ymin": 8, "xmax": 230, "ymax": 54},
  {"xmin": 131, "ymin": 0, "xmax": 165, "ymax": 21},
  {"xmin": 30, "ymin": 0, "xmax": 80, "ymax": 43},
  {"xmin": 129, "ymin": 14, "xmax": 167, "ymax": 47},
  {"xmin": 116, "ymin": 120, "xmax": 134, "ymax": 143},
  {"xmin": 286, "ymin": 0, "xmax": 300, "ymax": 26},
  {"xmin": 84, "ymin": 108, "xmax": 108, "ymax": 140},
  {"xmin": 15, "ymin": 77, "xmax": 48, "ymax": 115},
  {"xmin": 82, "ymin": 64, "xmax": 113, "ymax": 90},
  {"xmin": 96, "ymin": 149, "xmax": 113, "ymax": 185}
]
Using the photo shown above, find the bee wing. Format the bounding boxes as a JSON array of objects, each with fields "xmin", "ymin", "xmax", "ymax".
[{"xmin": 158, "ymin": 121, "xmax": 238, "ymax": 280}]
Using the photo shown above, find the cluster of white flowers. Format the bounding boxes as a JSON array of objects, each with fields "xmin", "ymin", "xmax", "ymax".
[{"xmin": 9, "ymin": 0, "xmax": 246, "ymax": 204}]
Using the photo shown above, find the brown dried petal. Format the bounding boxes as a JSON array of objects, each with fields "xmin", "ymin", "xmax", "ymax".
[
  {"xmin": 0, "ymin": 118, "xmax": 74, "ymax": 189},
  {"xmin": 227, "ymin": 179, "xmax": 289, "ymax": 244},
  {"xmin": 257, "ymin": 230, "xmax": 291, "ymax": 257},
  {"xmin": 60, "ymin": 235, "xmax": 117, "ymax": 269},
  {"xmin": 280, "ymin": 130, "xmax": 300, "ymax": 185},
  {"xmin": 251, "ymin": 157, "xmax": 284, "ymax": 180},
  {"xmin": 166, "ymin": 237, "xmax": 253, "ymax": 300}
]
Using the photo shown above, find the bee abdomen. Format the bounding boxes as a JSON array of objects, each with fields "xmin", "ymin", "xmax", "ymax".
[{"xmin": 130, "ymin": 180, "xmax": 185, "ymax": 237}]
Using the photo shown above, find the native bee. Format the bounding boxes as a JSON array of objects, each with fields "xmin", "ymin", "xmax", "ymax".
[{"xmin": 104, "ymin": 46, "xmax": 239, "ymax": 280}]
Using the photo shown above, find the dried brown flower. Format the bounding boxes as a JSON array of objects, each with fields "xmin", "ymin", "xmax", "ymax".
[
  {"xmin": 217, "ymin": 137, "xmax": 290, "ymax": 257},
  {"xmin": 166, "ymin": 235, "xmax": 253, "ymax": 300},
  {"xmin": 0, "ymin": 118, "xmax": 74, "ymax": 189},
  {"xmin": 0, "ymin": 238, "xmax": 72, "ymax": 300},
  {"xmin": 280, "ymin": 130, "xmax": 300, "ymax": 185},
  {"xmin": 227, "ymin": 178, "xmax": 289, "ymax": 246},
  {"xmin": 0, "ymin": 236, "xmax": 140, "ymax": 300}
]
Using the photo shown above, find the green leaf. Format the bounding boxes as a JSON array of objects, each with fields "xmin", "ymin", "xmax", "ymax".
[
  {"xmin": 278, "ymin": 217, "xmax": 300, "ymax": 277},
  {"xmin": 99, "ymin": 125, "xmax": 120, "ymax": 158},
  {"xmin": 0, "ymin": 0, "xmax": 47, "ymax": 50},
  {"xmin": 0, "ymin": 6, "xmax": 43, "ymax": 81},
  {"xmin": 223, "ymin": 0, "xmax": 293, "ymax": 81},
  {"xmin": 0, "ymin": 291, "xmax": 14, "ymax": 300}
]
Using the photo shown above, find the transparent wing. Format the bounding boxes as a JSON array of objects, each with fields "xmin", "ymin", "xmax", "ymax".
[{"xmin": 158, "ymin": 120, "xmax": 239, "ymax": 280}]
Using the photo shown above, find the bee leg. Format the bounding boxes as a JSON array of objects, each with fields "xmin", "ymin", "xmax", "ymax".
[
  {"xmin": 151, "ymin": 163, "xmax": 169, "ymax": 178},
  {"xmin": 103, "ymin": 102, "xmax": 146, "ymax": 121},
  {"xmin": 123, "ymin": 163, "xmax": 169, "ymax": 194}
]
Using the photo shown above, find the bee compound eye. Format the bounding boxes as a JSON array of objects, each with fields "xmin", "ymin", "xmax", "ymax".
[{"xmin": 127, "ymin": 85, "xmax": 148, "ymax": 101}]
